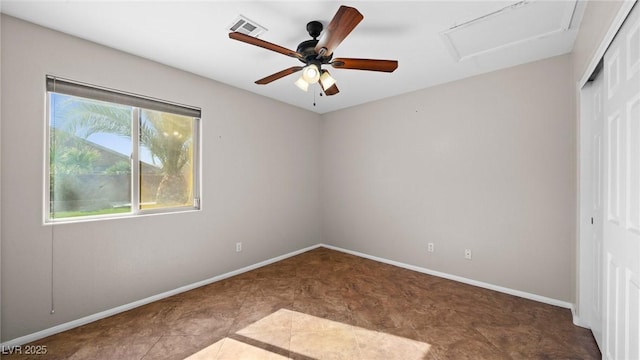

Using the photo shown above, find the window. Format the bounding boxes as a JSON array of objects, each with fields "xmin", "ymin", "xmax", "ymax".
[{"xmin": 46, "ymin": 76, "xmax": 200, "ymax": 221}]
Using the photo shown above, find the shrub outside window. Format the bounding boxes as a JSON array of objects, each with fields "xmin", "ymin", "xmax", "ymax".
[{"xmin": 46, "ymin": 76, "xmax": 200, "ymax": 221}]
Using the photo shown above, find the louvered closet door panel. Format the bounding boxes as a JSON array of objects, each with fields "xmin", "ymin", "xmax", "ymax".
[{"xmin": 602, "ymin": 3, "xmax": 640, "ymax": 359}]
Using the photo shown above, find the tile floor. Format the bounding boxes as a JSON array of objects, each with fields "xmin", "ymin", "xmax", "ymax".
[{"xmin": 4, "ymin": 247, "xmax": 600, "ymax": 359}]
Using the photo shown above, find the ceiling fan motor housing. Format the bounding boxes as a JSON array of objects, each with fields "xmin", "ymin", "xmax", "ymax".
[{"xmin": 298, "ymin": 21, "xmax": 332, "ymax": 66}]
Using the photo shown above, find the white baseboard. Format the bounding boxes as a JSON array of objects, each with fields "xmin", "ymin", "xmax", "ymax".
[
  {"xmin": 571, "ymin": 307, "xmax": 591, "ymax": 329},
  {"xmin": 320, "ymin": 243, "xmax": 574, "ymax": 309},
  {"xmin": 1, "ymin": 244, "xmax": 322, "ymax": 348},
  {"xmin": 3, "ymin": 242, "xmax": 577, "ymax": 347}
]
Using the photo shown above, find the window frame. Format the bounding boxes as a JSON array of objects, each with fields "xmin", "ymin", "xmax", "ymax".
[{"xmin": 45, "ymin": 76, "xmax": 201, "ymax": 223}]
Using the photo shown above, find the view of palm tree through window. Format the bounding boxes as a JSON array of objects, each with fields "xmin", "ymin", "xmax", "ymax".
[
  {"xmin": 139, "ymin": 109, "xmax": 195, "ymax": 209},
  {"xmin": 48, "ymin": 92, "xmax": 198, "ymax": 220}
]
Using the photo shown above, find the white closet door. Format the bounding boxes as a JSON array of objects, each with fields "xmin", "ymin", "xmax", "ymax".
[
  {"xmin": 602, "ymin": 3, "xmax": 640, "ymax": 359},
  {"xmin": 592, "ymin": 69, "xmax": 605, "ymax": 349},
  {"xmin": 579, "ymin": 66, "xmax": 605, "ymax": 347}
]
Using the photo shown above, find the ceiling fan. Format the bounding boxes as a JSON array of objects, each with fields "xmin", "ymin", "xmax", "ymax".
[{"xmin": 228, "ymin": 5, "xmax": 398, "ymax": 96}]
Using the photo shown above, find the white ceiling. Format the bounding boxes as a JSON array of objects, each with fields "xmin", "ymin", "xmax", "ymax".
[{"xmin": 1, "ymin": 1, "xmax": 585, "ymax": 114}]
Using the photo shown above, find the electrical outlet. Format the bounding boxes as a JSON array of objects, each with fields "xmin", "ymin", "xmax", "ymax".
[
  {"xmin": 427, "ymin": 243, "xmax": 435, "ymax": 253},
  {"xmin": 236, "ymin": 242, "xmax": 242, "ymax": 252},
  {"xmin": 464, "ymin": 249, "xmax": 472, "ymax": 260}
]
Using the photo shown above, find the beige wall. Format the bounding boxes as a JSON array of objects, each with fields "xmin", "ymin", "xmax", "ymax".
[
  {"xmin": 322, "ymin": 54, "xmax": 575, "ymax": 301},
  {"xmin": 0, "ymin": 15, "xmax": 322, "ymax": 341}
]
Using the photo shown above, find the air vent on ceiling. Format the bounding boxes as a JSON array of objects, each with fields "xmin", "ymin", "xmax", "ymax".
[
  {"xmin": 228, "ymin": 15, "xmax": 267, "ymax": 37},
  {"xmin": 441, "ymin": 0, "xmax": 577, "ymax": 62}
]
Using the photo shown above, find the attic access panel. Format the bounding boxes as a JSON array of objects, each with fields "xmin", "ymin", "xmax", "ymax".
[{"xmin": 441, "ymin": 0, "xmax": 578, "ymax": 61}]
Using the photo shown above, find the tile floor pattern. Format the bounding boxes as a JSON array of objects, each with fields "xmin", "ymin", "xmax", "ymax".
[{"xmin": 4, "ymin": 247, "xmax": 600, "ymax": 359}]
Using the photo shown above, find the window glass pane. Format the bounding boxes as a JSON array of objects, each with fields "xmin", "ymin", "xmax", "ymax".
[
  {"xmin": 47, "ymin": 78, "xmax": 200, "ymax": 222},
  {"xmin": 49, "ymin": 93, "xmax": 133, "ymax": 219},
  {"xmin": 139, "ymin": 109, "xmax": 194, "ymax": 209}
]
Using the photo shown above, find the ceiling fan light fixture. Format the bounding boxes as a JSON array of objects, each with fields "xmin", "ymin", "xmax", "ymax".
[
  {"xmin": 319, "ymin": 70, "xmax": 336, "ymax": 89},
  {"xmin": 302, "ymin": 64, "xmax": 320, "ymax": 84},
  {"xmin": 294, "ymin": 76, "xmax": 309, "ymax": 91}
]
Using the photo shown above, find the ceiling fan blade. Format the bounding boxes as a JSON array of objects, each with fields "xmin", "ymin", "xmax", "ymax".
[
  {"xmin": 331, "ymin": 58, "xmax": 398, "ymax": 72},
  {"xmin": 322, "ymin": 83, "xmax": 339, "ymax": 96},
  {"xmin": 229, "ymin": 32, "xmax": 302, "ymax": 60},
  {"xmin": 315, "ymin": 6, "xmax": 363, "ymax": 57},
  {"xmin": 255, "ymin": 66, "xmax": 304, "ymax": 85}
]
